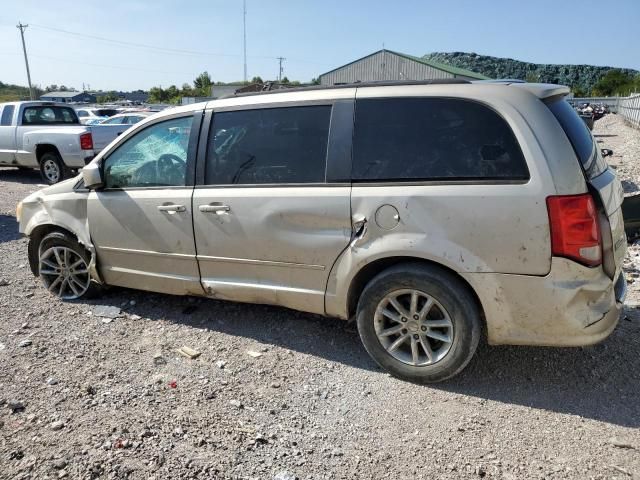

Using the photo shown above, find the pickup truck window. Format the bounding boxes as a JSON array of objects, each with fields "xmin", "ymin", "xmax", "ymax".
[
  {"xmin": 1, "ymin": 105, "xmax": 14, "ymax": 126},
  {"xmin": 22, "ymin": 106, "xmax": 79, "ymax": 125}
]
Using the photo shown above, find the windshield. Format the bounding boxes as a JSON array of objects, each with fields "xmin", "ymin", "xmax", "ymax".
[{"xmin": 547, "ymin": 99, "xmax": 606, "ymax": 179}]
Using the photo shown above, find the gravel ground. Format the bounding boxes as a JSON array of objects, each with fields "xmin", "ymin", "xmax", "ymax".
[{"xmin": 1, "ymin": 115, "xmax": 640, "ymax": 480}]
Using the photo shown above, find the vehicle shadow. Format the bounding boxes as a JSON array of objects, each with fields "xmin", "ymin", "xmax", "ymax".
[
  {"xmin": 0, "ymin": 167, "xmax": 42, "ymax": 185},
  {"xmin": 91, "ymin": 287, "xmax": 640, "ymax": 428},
  {"xmin": 0, "ymin": 214, "xmax": 21, "ymax": 243},
  {"xmin": 621, "ymin": 179, "xmax": 639, "ymax": 194}
]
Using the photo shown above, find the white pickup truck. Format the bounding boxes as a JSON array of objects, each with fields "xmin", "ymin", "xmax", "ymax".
[{"xmin": 0, "ymin": 101, "xmax": 132, "ymax": 184}]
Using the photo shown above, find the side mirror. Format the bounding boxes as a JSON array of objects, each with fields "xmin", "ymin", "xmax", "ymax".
[
  {"xmin": 82, "ymin": 161, "xmax": 104, "ymax": 189},
  {"xmin": 601, "ymin": 148, "xmax": 614, "ymax": 158}
]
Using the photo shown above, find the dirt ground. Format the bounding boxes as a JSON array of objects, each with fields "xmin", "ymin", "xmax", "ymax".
[{"xmin": 1, "ymin": 115, "xmax": 639, "ymax": 480}]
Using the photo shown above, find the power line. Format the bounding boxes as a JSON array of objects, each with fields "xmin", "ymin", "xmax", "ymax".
[
  {"xmin": 29, "ymin": 23, "xmax": 275, "ymax": 60},
  {"xmin": 16, "ymin": 22, "xmax": 34, "ymax": 100},
  {"xmin": 0, "ymin": 51, "xmax": 188, "ymax": 76},
  {"xmin": 27, "ymin": 22, "xmax": 333, "ymax": 67}
]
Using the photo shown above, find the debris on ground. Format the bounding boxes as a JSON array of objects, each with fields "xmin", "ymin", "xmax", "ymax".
[
  {"xmin": 50, "ymin": 420, "xmax": 65, "ymax": 431},
  {"xmin": 7, "ymin": 400, "xmax": 25, "ymax": 413},
  {"xmin": 176, "ymin": 346, "xmax": 201, "ymax": 359},
  {"xmin": 92, "ymin": 305, "xmax": 122, "ymax": 319}
]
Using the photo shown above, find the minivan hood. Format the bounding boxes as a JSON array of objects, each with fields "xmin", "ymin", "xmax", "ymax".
[{"xmin": 21, "ymin": 175, "xmax": 81, "ymax": 204}]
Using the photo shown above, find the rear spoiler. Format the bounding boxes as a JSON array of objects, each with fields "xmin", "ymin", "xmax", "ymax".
[{"xmin": 509, "ymin": 83, "xmax": 571, "ymax": 102}]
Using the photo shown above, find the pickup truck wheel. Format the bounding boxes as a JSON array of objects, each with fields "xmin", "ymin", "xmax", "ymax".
[
  {"xmin": 356, "ymin": 264, "xmax": 481, "ymax": 383},
  {"xmin": 37, "ymin": 231, "xmax": 101, "ymax": 300},
  {"xmin": 39, "ymin": 152, "xmax": 70, "ymax": 185}
]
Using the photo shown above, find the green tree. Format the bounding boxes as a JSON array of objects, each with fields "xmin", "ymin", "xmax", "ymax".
[
  {"xmin": 592, "ymin": 70, "xmax": 635, "ymax": 96},
  {"xmin": 193, "ymin": 71, "xmax": 213, "ymax": 96},
  {"xmin": 251, "ymin": 76, "xmax": 263, "ymax": 84},
  {"xmin": 181, "ymin": 83, "xmax": 195, "ymax": 97},
  {"xmin": 525, "ymin": 71, "xmax": 539, "ymax": 83},
  {"xmin": 281, "ymin": 76, "xmax": 290, "ymax": 84},
  {"xmin": 571, "ymin": 85, "xmax": 589, "ymax": 98}
]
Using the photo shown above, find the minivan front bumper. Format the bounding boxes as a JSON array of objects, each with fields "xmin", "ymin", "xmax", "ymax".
[{"xmin": 463, "ymin": 257, "xmax": 625, "ymax": 347}]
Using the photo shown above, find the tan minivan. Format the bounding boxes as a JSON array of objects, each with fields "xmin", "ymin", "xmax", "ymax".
[{"xmin": 17, "ymin": 80, "xmax": 627, "ymax": 382}]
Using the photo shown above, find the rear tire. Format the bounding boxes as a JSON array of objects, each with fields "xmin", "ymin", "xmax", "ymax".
[
  {"xmin": 356, "ymin": 263, "xmax": 481, "ymax": 383},
  {"xmin": 39, "ymin": 152, "xmax": 71, "ymax": 185}
]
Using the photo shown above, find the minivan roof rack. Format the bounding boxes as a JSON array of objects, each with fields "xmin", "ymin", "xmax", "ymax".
[{"xmin": 223, "ymin": 78, "xmax": 472, "ymax": 99}]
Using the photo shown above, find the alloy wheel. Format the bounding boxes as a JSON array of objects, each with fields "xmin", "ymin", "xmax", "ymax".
[
  {"xmin": 374, "ymin": 288, "xmax": 454, "ymax": 366},
  {"xmin": 39, "ymin": 246, "xmax": 90, "ymax": 299}
]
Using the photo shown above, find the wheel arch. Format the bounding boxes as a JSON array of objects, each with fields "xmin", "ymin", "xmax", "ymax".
[
  {"xmin": 35, "ymin": 144, "xmax": 62, "ymax": 162},
  {"xmin": 346, "ymin": 256, "xmax": 486, "ymax": 331},
  {"xmin": 26, "ymin": 223, "xmax": 102, "ymax": 284},
  {"xmin": 27, "ymin": 224, "xmax": 78, "ymax": 275}
]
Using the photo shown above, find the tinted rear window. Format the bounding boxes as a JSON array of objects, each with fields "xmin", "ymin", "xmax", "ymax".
[
  {"xmin": 1, "ymin": 105, "xmax": 15, "ymax": 126},
  {"xmin": 352, "ymin": 98, "xmax": 529, "ymax": 182},
  {"xmin": 22, "ymin": 106, "xmax": 79, "ymax": 125},
  {"xmin": 205, "ymin": 106, "xmax": 331, "ymax": 185},
  {"xmin": 547, "ymin": 99, "xmax": 594, "ymax": 166}
]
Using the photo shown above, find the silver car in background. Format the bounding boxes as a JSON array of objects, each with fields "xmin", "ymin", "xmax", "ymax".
[{"xmin": 16, "ymin": 80, "xmax": 627, "ymax": 382}]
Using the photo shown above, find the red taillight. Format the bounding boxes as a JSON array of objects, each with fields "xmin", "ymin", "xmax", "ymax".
[
  {"xmin": 80, "ymin": 132, "xmax": 93, "ymax": 150},
  {"xmin": 547, "ymin": 194, "xmax": 601, "ymax": 267}
]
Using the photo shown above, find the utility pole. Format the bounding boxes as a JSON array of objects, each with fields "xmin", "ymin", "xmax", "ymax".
[
  {"xmin": 16, "ymin": 22, "xmax": 34, "ymax": 100},
  {"xmin": 243, "ymin": 0, "xmax": 247, "ymax": 84},
  {"xmin": 277, "ymin": 57, "xmax": 286, "ymax": 82}
]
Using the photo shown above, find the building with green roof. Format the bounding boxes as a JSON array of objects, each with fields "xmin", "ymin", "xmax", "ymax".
[{"xmin": 318, "ymin": 49, "xmax": 489, "ymax": 85}]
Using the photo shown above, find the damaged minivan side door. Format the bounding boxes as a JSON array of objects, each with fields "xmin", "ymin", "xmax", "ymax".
[
  {"xmin": 192, "ymin": 100, "xmax": 354, "ymax": 314},
  {"xmin": 86, "ymin": 112, "xmax": 204, "ymax": 295}
]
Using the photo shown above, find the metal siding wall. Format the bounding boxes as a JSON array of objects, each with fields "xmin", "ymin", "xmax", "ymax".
[
  {"xmin": 320, "ymin": 51, "xmax": 454, "ymax": 85},
  {"xmin": 619, "ymin": 94, "xmax": 640, "ymax": 129}
]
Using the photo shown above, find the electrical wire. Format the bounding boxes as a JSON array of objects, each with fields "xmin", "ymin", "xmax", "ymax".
[
  {"xmin": 29, "ymin": 23, "xmax": 275, "ymax": 60},
  {"xmin": 27, "ymin": 23, "xmax": 332, "ymax": 66}
]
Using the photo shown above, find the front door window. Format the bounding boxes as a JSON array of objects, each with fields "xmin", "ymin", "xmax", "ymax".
[{"xmin": 103, "ymin": 116, "xmax": 191, "ymax": 188}]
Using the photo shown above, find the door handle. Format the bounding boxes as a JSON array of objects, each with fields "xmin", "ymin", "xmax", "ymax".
[
  {"xmin": 199, "ymin": 204, "xmax": 231, "ymax": 215},
  {"xmin": 157, "ymin": 204, "xmax": 186, "ymax": 213}
]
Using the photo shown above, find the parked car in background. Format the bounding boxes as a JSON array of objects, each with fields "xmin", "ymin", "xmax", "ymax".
[
  {"xmin": 16, "ymin": 81, "xmax": 627, "ymax": 382},
  {"xmin": 75, "ymin": 107, "xmax": 119, "ymax": 125},
  {"xmin": 99, "ymin": 112, "xmax": 153, "ymax": 126},
  {"xmin": 0, "ymin": 101, "xmax": 132, "ymax": 183}
]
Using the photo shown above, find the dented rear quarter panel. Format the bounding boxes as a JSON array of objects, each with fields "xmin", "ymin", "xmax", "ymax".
[{"xmin": 326, "ymin": 85, "xmax": 576, "ymax": 320}]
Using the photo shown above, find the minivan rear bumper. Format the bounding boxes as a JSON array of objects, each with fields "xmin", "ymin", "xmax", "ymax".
[{"xmin": 463, "ymin": 257, "xmax": 625, "ymax": 347}]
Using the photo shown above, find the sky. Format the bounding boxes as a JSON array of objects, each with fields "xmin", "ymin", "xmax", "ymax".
[{"xmin": 0, "ymin": 0, "xmax": 639, "ymax": 92}]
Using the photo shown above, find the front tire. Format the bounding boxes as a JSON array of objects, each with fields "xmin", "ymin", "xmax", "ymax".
[
  {"xmin": 356, "ymin": 264, "xmax": 481, "ymax": 383},
  {"xmin": 39, "ymin": 152, "xmax": 71, "ymax": 185},
  {"xmin": 37, "ymin": 231, "xmax": 101, "ymax": 300}
]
